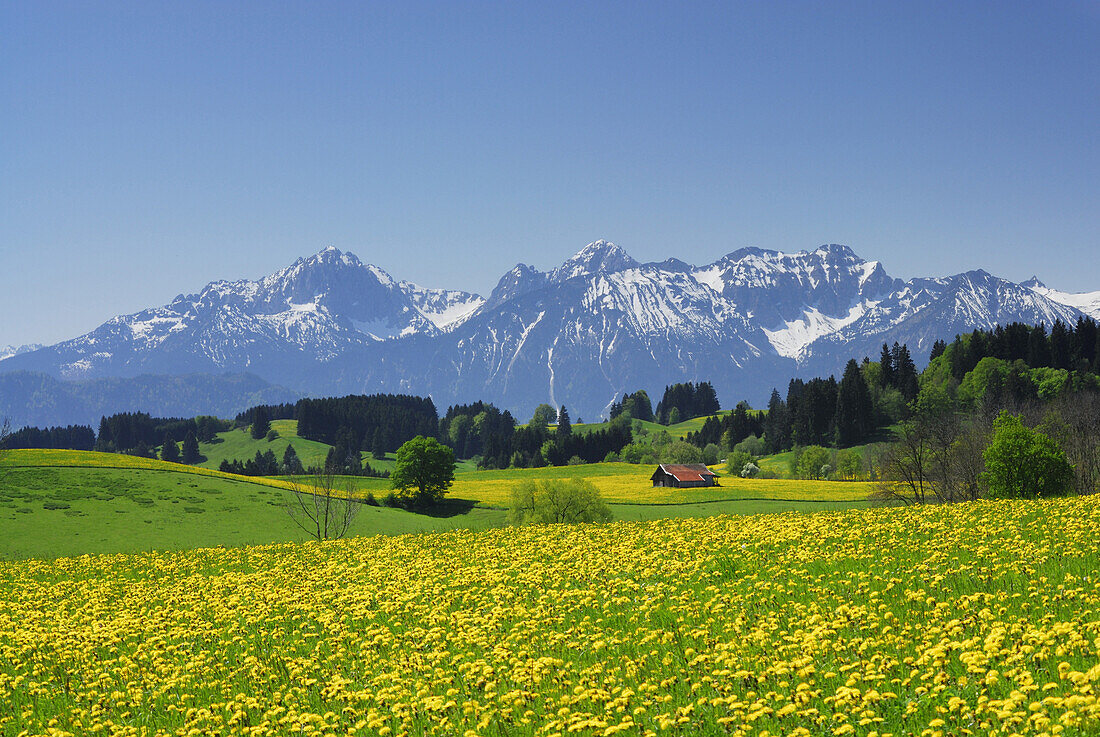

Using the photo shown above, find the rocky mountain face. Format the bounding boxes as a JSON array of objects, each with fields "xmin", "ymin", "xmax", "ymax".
[{"xmin": 2, "ymin": 241, "xmax": 1094, "ymax": 424}]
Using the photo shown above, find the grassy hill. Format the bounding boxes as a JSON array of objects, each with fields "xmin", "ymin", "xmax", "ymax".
[
  {"xmin": 0, "ymin": 449, "xmax": 873, "ymax": 559},
  {"xmin": 195, "ymin": 419, "xmax": 399, "ymax": 472},
  {"xmin": 3, "ymin": 496, "xmax": 1097, "ymax": 735},
  {"xmin": 195, "ymin": 419, "xmax": 478, "ymax": 474},
  {"xmin": 572, "ymin": 413, "xmax": 726, "ymax": 440},
  {"xmin": 0, "ymin": 450, "xmax": 506, "ymax": 559}
]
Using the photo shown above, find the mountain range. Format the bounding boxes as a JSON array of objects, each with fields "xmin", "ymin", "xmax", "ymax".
[{"xmin": 3, "ymin": 241, "xmax": 1097, "ymax": 427}]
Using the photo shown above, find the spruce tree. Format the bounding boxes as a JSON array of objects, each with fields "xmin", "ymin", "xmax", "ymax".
[
  {"xmin": 835, "ymin": 359, "xmax": 873, "ymax": 447},
  {"xmin": 894, "ymin": 345, "xmax": 919, "ymax": 402},
  {"xmin": 557, "ymin": 406, "xmax": 572, "ymax": 437},
  {"xmin": 879, "ymin": 343, "xmax": 894, "ymax": 388},
  {"xmin": 372, "ymin": 428, "xmax": 387, "ymax": 459},
  {"xmin": 282, "ymin": 444, "xmax": 303, "ymax": 475},
  {"xmin": 250, "ymin": 407, "xmax": 270, "ymax": 440},
  {"xmin": 1028, "ymin": 324, "xmax": 1051, "ymax": 367},
  {"xmin": 763, "ymin": 388, "xmax": 791, "ymax": 453},
  {"xmin": 1050, "ymin": 320, "xmax": 1072, "ymax": 370},
  {"xmin": 181, "ymin": 431, "xmax": 201, "ymax": 464},
  {"xmin": 160, "ymin": 434, "xmax": 180, "ymax": 463}
]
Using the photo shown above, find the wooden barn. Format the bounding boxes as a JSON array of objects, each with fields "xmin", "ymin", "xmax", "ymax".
[{"xmin": 650, "ymin": 464, "xmax": 719, "ymax": 488}]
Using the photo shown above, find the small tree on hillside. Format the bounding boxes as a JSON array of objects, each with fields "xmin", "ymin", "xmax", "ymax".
[
  {"xmin": 982, "ymin": 411, "xmax": 1073, "ymax": 499},
  {"xmin": 250, "ymin": 407, "xmax": 270, "ymax": 440},
  {"xmin": 181, "ymin": 431, "xmax": 202, "ymax": 465},
  {"xmin": 160, "ymin": 434, "xmax": 180, "ymax": 463},
  {"xmin": 285, "ymin": 466, "xmax": 362, "ymax": 541},
  {"xmin": 557, "ymin": 406, "xmax": 572, "ymax": 437},
  {"xmin": 529, "ymin": 404, "xmax": 558, "ymax": 430},
  {"xmin": 282, "ymin": 444, "xmax": 304, "ymax": 475},
  {"xmin": 391, "ymin": 436, "xmax": 456, "ymax": 507}
]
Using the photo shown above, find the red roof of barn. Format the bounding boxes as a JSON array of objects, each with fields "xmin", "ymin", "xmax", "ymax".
[{"xmin": 653, "ymin": 464, "xmax": 718, "ymax": 482}]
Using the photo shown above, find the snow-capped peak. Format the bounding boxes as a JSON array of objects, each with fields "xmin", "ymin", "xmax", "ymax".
[
  {"xmin": 1024, "ymin": 278, "xmax": 1100, "ymax": 320},
  {"xmin": 552, "ymin": 240, "xmax": 640, "ymax": 282}
]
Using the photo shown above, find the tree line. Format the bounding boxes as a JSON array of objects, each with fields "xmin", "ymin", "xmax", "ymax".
[
  {"xmin": 654, "ymin": 382, "xmax": 720, "ymax": 425},
  {"xmin": 0, "ymin": 424, "xmax": 96, "ymax": 451}
]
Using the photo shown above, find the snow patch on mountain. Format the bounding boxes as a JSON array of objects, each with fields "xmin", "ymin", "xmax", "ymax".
[
  {"xmin": 764, "ymin": 301, "xmax": 877, "ymax": 359},
  {"xmin": 1025, "ymin": 281, "xmax": 1100, "ymax": 320},
  {"xmin": 0, "ymin": 344, "xmax": 45, "ymax": 362}
]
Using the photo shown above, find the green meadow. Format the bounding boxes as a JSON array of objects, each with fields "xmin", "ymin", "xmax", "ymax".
[{"xmin": 0, "ymin": 447, "xmax": 873, "ymax": 560}]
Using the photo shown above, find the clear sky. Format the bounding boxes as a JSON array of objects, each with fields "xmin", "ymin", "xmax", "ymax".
[{"xmin": 2, "ymin": 1, "xmax": 1098, "ymax": 347}]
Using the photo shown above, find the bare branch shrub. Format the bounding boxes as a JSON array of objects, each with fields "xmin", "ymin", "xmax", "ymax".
[{"xmin": 285, "ymin": 466, "xmax": 363, "ymax": 541}]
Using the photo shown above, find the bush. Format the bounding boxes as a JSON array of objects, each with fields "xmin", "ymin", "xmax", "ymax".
[
  {"xmin": 701, "ymin": 443, "xmax": 721, "ymax": 466},
  {"xmin": 733, "ymin": 434, "xmax": 766, "ymax": 458},
  {"xmin": 982, "ymin": 411, "xmax": 1074, "ymax": 499},
  {"xmin": 726, "ymin": 450, "xmax": 753, "ymax": 476},
  {"xmin": 265, "ymin": 429, "xmax": 279, "ymax": 441},
  {"xmin": 662, "ymin": 440, "xmax": 702, "ymax": 465},
  {"xmin": 567, "ymin": 455, "xmax": 586, "ymax": 466},
  {"xmin": 508, "ymin": 479, "xmax": 612, "ymax": 525},
  {"xmin": 364, "ymin": 492, "xmax": 378, "ymax": 506},
  {"xmin": 796, "ymin": 446, "xmax": 832, "ymax": 480},
  {"xmin": 835, "ymin": 448, "xmax": 864, "ymax": 480},
  {"xmin": 740, "ymin": 462, "xmax": 760, "ymax": 478}
]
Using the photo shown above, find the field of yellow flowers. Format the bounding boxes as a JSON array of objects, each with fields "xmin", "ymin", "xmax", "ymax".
[{"xmin": 1, "ymin": 497, "xmax": 1098, "ymax": 736}]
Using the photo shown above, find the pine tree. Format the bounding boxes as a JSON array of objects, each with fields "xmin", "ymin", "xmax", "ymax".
[
  {"xmin": 835, "ymin": 359, "xmax": 873, "ymax": 447},
  {"xmin": 557, "ymin": 406, "xmax": 572, "ymax": 438},
  {"xmin": 1028, "ymin": 324, "xmax": 1051, "ymax": 367},
  {"xmin": 372, "ymin": 428, "xmax": 387, "ymax": 459},
  {"xmin": 929, "ymin": 339, "xmax": 947, "ymax": 362},
  {"xmin": 762, "ymin": 388, "xmax": 791, "ymax": 454},
  {"xmin": 1073, "ymin": 317, "xmax": 1097, "ymax": 367},
  {"xmin": 160, "ymin": 433, "xmax": 180, "ymax": 463},
  {"xmin": 1050, "ymin": 320, "xmax": 1072, "ymax": 370},
  {"xmin": 894, "ymin": 345, "xmax": 919, "ymax": 402},
  {"xmin": 250, "ymin": 407, "xmax": 270, "ymax": 440},
  {"xmin": 181, "ymin": 431, "xmax": 201, "ymax": 465},
  {"xmin": 879, "ymin": 343, "xmax": 894, "ymax": 388},
  {"xmin": 95, "ymin": 416, "xmax": 113, "ymax": 452},
  {"xmin": 282, "ymin": 444, "xmax": 304, "ymax": 475}
]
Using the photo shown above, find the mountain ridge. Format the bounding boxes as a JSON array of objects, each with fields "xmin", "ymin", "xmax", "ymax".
[{"xmin": 2, "ymin": 241, "xmax": 1095, "ymax": 422}]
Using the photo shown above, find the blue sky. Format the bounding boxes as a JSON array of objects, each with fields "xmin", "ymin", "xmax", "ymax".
[{"xmin": 2, "ymin": 1, "xmax": 1098, "ymax": 346}]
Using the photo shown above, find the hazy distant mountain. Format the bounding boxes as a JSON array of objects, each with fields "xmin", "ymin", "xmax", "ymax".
[
  {"xmin": 2, "ymin": 241, "xmax": 1093, "ymax": 423},
  {"xmin": 0, "ymin": 344, "xmax": 44, "ymax": 362},
  {"xmin": 0, "ymin": 371, "xmax": 298, "ymax": 429}
]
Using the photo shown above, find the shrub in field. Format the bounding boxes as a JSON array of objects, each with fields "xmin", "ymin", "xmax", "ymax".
[
  {"xmin": 661, "ymin": 440, "xmax": 702, "ymax": 465},
  {"xmin": 740, "ymin": 462, "xmax": 760, "ymax": 478},
  {"xmin": 835, "ymin": 447, "xmax": 864, "ymax": 480},
  {"xmin": 796, "ymin": 445, "xmax": 832, "ymax": 479},
  {"xmin": 983, "ymin": 411, "xmax": 1073, "ymax": 499},
  {"xmin": 508, "ymin": 478, "xmax": 612, "ymax": 525},
  {"xmin": 726, "ymin": 450, "xmax": 753, "ymax": 476},
  {"xmin": 733, "ymin": 433, "xmax": 765, "ymax": 458}
]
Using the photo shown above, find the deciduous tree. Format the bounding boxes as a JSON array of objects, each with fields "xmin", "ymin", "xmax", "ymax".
[{"xmin": 391, "ymin": 436, "xmax": 456, "ymax": 507}]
